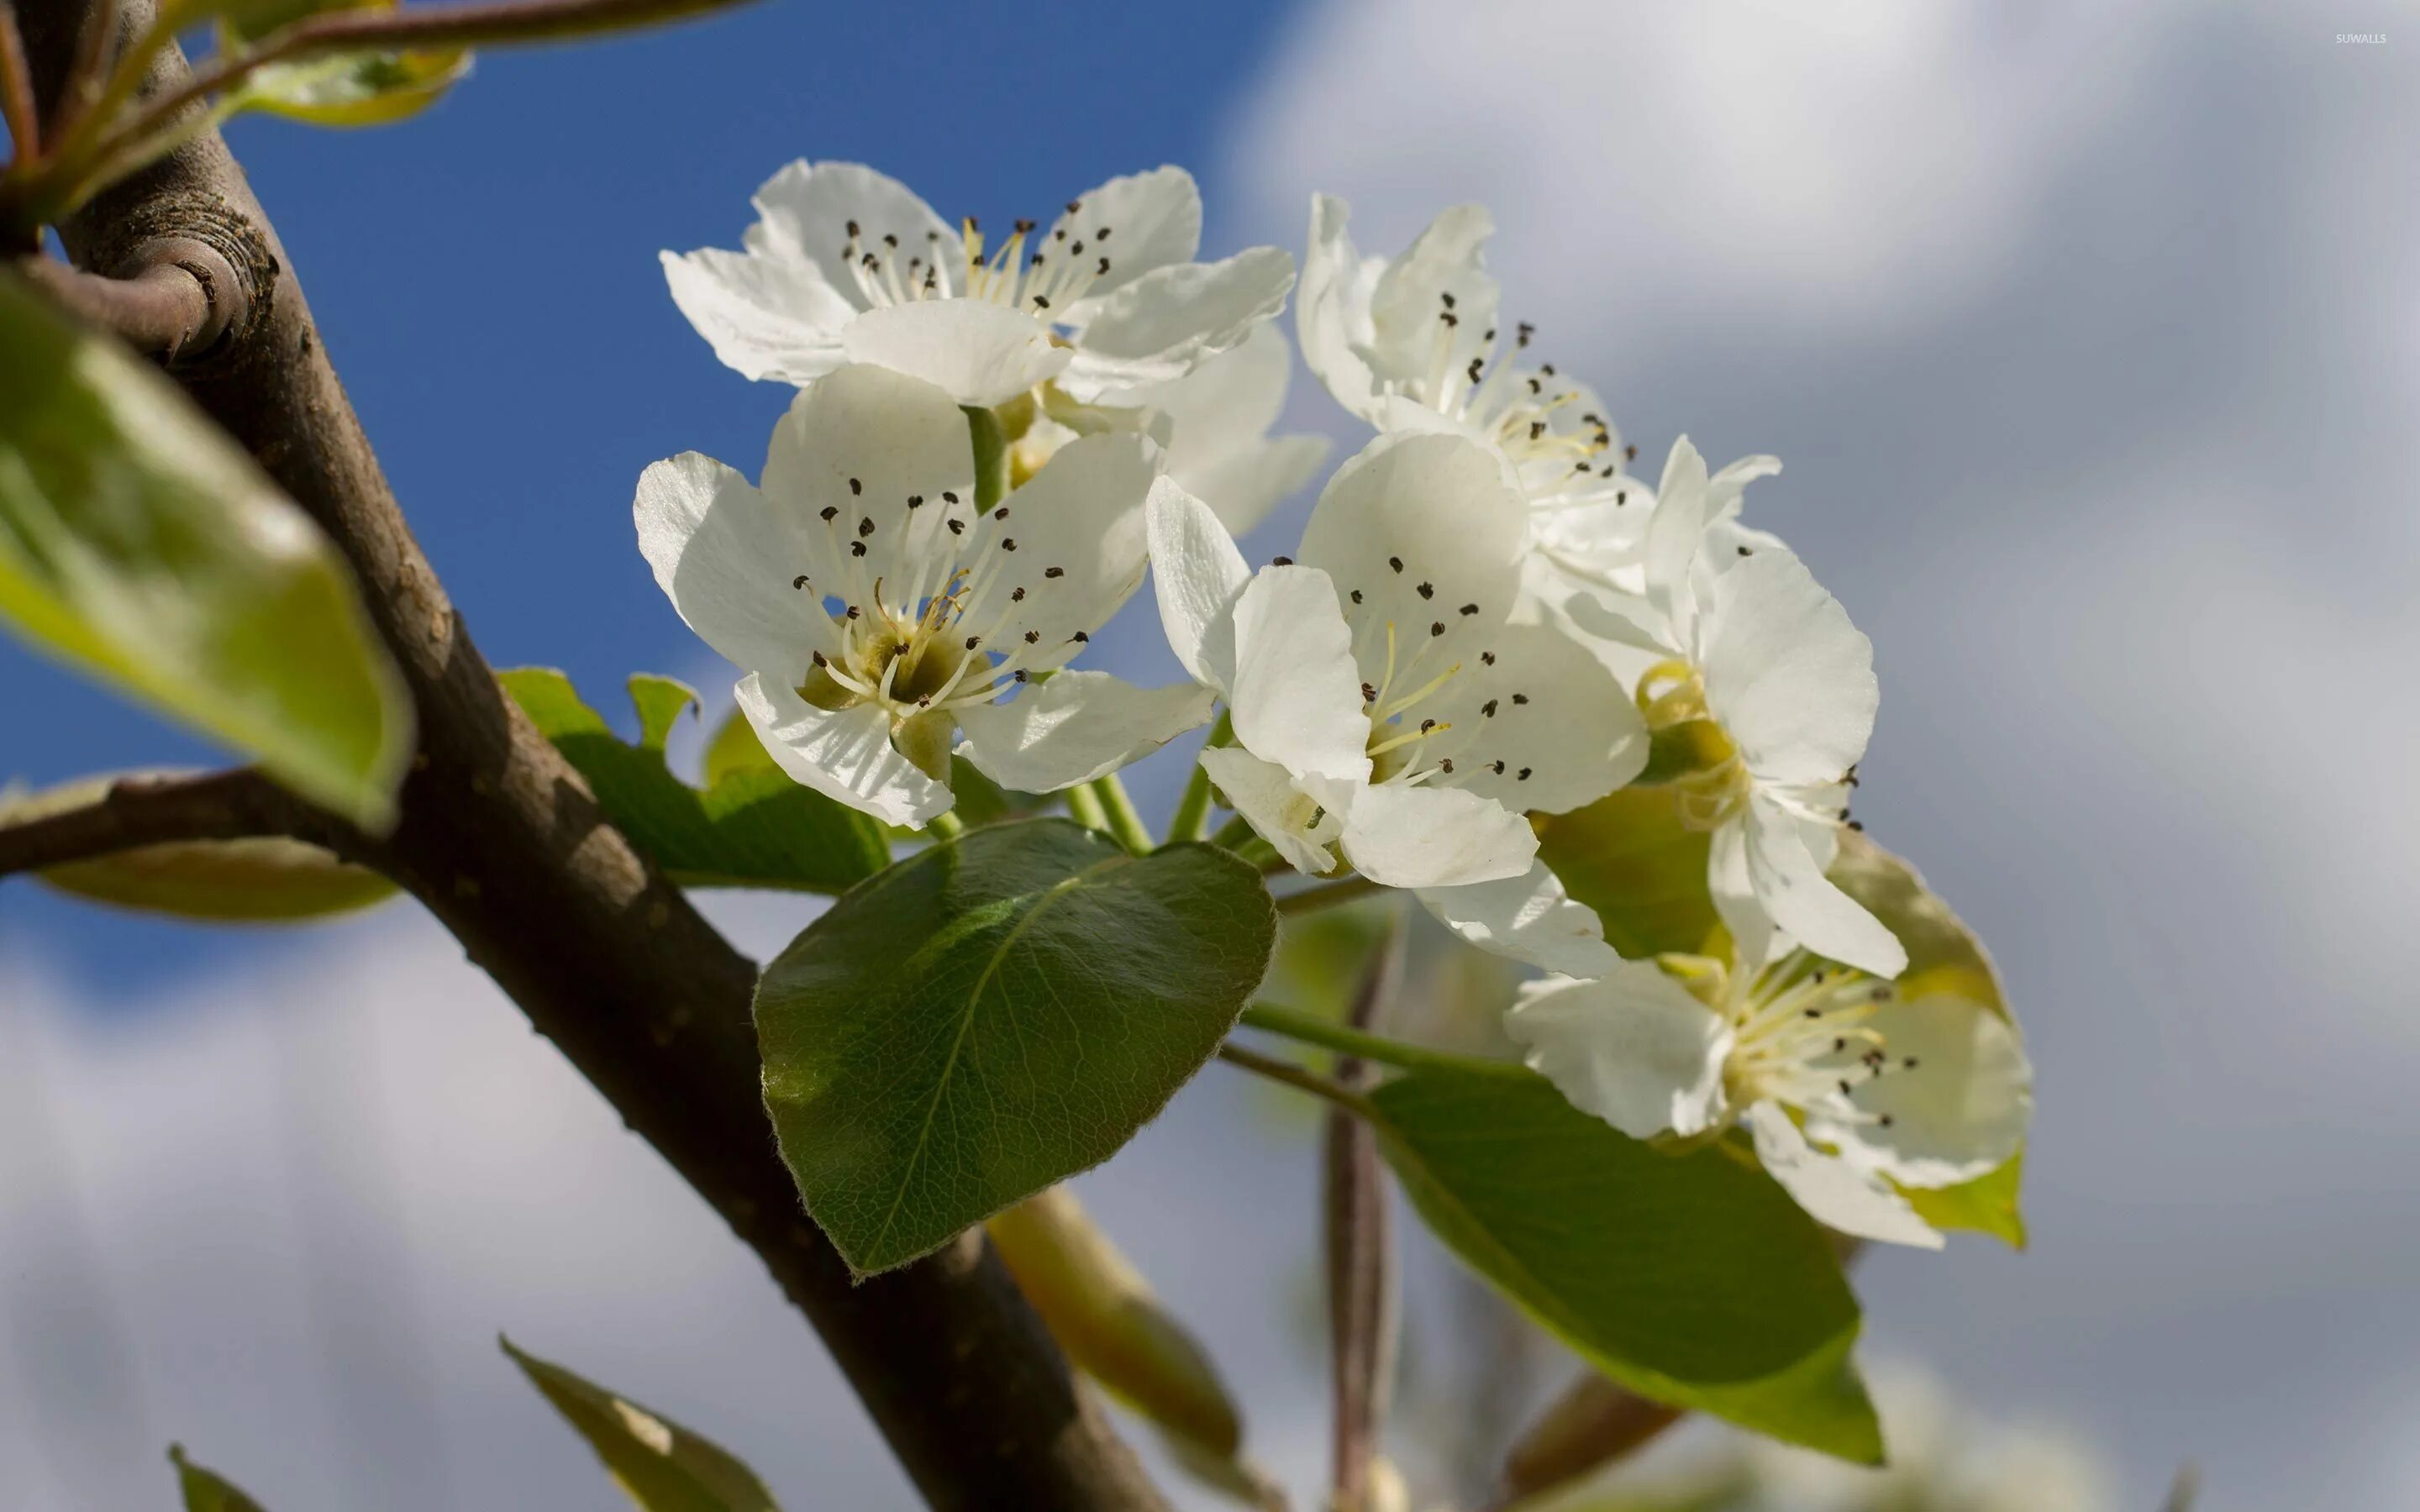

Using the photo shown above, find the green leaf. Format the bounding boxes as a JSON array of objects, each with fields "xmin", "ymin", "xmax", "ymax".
[
  {"xmin": 170, "ymin": 1445, "xmax": 269, "ymax": 1511},
  {"xmin": 0, "ymin": 270, "xmax": 411, "ymax": 828},
  {"xmin": 757, "ymin": 818, "xmax": 1276, "ymax": 1275},
  {"xmin": 3, "ymin": 773, "xmax": 396, "ymax": 921},
  {"xmin": 1905, "ymin": 1148, "xmax": 2028, "ymax": 1249},
  {"xmin": 1537, "ymin": 783, "xmax": 1721, "ymax": 958},
  {"xmin": 233, "ymin": 47, "xmax": 470, "ymax": 127},
  {"xmin": 1365, "ymin": 1061, "xmax": 1881, "ymax": 1461},
  {"xmin": 502, "ymin": 1337, "xmax": 778, "ymax": 1512},
  {"xmin": 499, "ymin": 669, "xmax": 887, "ymax": 893}
]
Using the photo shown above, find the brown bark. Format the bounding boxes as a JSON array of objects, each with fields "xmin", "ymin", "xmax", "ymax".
[{"xmin": 13, "ymin": 5, "xmax": 1165, "ymax": 1507}]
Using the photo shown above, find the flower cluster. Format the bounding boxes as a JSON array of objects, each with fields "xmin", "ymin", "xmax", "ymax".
[{"xmin": 637, "ymin": 165, "xmax": 2031, "ymax": 1247}]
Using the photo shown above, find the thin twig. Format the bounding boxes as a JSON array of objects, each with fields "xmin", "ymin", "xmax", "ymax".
[
  {"xmin": 1214, "ymin": 1042, "xmax": 1374, "ymax": 1118},
  {"xmin": 70, "ymin": 0, "xmax": 756, "ymax": 206},
  {"xmin": 0, "ymin": 769, "xmax": 339, "ymax": 877},
  {"xmin": 1240, "ymin": 1003, "xmax": 1531, "ymax": 1080},
  {"xmin": 1275, "ymin": 874, "xmax": 1381, "ymax": 916},
  {"xmin": 1326, "ymin": 915, "xmax": 1405, "ymax": 1511},
  {"xmin": 13, "ymin": 235, "xmax": 243, "ymax": 357},
  {"xmin": 0, "ymin": 2, "xmax": 38, "ymax": 161}
]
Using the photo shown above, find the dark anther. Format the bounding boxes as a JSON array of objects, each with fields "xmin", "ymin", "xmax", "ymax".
[
  {"xmin": 1529, "ymin": 421, "xmax": 1546, "ymax": 439},
  {"xmin": 1512, "ymin": 693, "xmax": 1529, "ymax": 705},
  {"xmin": 1350, "ymin": 589, "xmax": 1364, "ymax": 603},
  {"xmin": 965, "ymin": 635, "xmax": 981, "ymax": 649},
  {"xmin": 1481, "ymin": 651, "xmax": 1496, "ymax": 665},
  {"xmin": 947, "ymin": 519, "xmax": 966, "ymax": 535},
  {"xmin": 845, "ymin": 606, "xmax": 860, "ymax": 620},
  {"xmin": 813, "ymin": 649, "xmax": 829, "ymax": 666},
  {"xmin": 908, "ymin": 495, "xmax": 925, "ymax": 508},
  {"xmin": 1459, "ymin": 603, "xmax": 1479, "ymax": 616},
  {"xmin": 1738, "ymin": 544, "xmax": 1752, "ymax": 556},
  {"xmin": 1044, "ymin": 566, "xmax": 1065, "ymax": 579},
  {"xmin": 1417, "ymin": 581, "xmax": 1434, "ymax": 599},
  {"xmin": 1439, "ymin": 758, "xmax": 1455, "ymax": 774},
  {"xmin": 1097, "ymin": 256, "xmax": 1112, "ymax": 276},
  {"xmin": 846, "ymin": 220, "xmax": 860, "ymax": 237},
  {"xmin": 1002, "ymin": 538, "xmax": 1018, "ymax": 551},
  {"xmin": 1491, "ymin": 760, "xmax": 1506, "ymax": 774},
  {"xmin": 1014, "ymin": 669, "xmax": 1030, "ymax": 682},
  {"xmin": 1429, "ymin": 621, "xmax": 1445, "ymax": 637},
  {"xmin": 1517, "ymin": 767, "xmax": 1532, "ymax": 780},
  {"xmin": 850, "ymin": 542, "xmax": 867, "ymax": 557},
  {"xmin": 1071, "ymin": 631, "xmax": 1089, "ymax": 643},
  {"xmin": 1419, "ymin": 718, "xmax": 1436, "ymax": 732},
  {"xmin": 1011, "ymin": 586, "xmax": 1026, "ymax": 601},
  {"xmin": 1361, "ymin": 681, "xmax": 1377, "ymax": 702},
  {"xmin": 942, "ymin": 491, "xmax": 960, "ymax": 504},
  {"xmin": 792, "ymin": 575, "xmax": 810, "ymax": 590},
  {"xmin": 1482, "ymin": 700, "xmax": 1498, "ymax": 717},
  {"xmin": 849, "ymin": 477, "xmax": 863, "ymax": 495},
  {"xmin": 994, "ymin": 507, "xmax": 1010, "ymax": 520},
  {"xmin": 858, "ymin": 517, "xmax": 876, "ymax": 536},
  {"xmin": 1014, "ymin": 218, "xmax": 1037, "ymax": 234},
  {"xmin": 1440, "ymin": 291, "xmax": 1457, "ymax": 309},
  {"xmin": 1272, "ymin": 555, "xmax": 1293, "ymax": 566},
  {"xmin": 1024, "ymin": 631, "xmax": 1040, "ymax": 644},
  {"xmin": 820, "ymin": 506, "xmax": 839, "ymax": 522},
  {"xmin": 1388, "ymin": 556, "xmax": 1404, "ymax": 573}
]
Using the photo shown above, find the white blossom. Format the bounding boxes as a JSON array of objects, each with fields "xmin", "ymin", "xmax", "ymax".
[
  {"xmin": 664, "ymin": 161, "xmax": 1294, "ymax": 408},
  {"xmin": 1150, "ymin": 430, "xmax": 1646, "ymax": 974},
  {"xmin": 1574, "ymin": 437, "xmax": 1906, "ymax": 977},
  {"xmin": 635, "ymin": 363, "xmax": 1212, "ymax": 827},
  {"xmin": 1507, "ymin": 945, "xmax": 2032, "ymax": 1247}
]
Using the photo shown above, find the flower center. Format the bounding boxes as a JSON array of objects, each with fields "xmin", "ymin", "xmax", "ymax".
[
  {"xmin": 1405, "ymin": 303, "xmax": 1626, "ymax": 507},
  {"xmin": 839, "ymin": 196, "xmax": 1127, "ymax": 321},
  {"xmin": 1702, "ymin": 950, "xmax": 1911, "ymax": 1129},
  {"xmin": 1637, "ymin": 659, "xmax": 1751, "ymax": 830}
]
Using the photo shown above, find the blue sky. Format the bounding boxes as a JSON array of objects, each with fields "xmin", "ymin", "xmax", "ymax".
[{"xmin": 1, "ymin": 0, "xmax": 1298, "ymax": 993}]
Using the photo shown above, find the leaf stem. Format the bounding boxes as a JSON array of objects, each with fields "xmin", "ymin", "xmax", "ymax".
[
  {"xmin": 1239, "ymin": 1003, "xmax": 1530, "ymax": 1080},
  {"xmin": 1064, "ymin": 781, "xmax": 1111, "ymax": 835},
  {"xmin": 1163, "ymin": 712, "xmax": 1228, "ymax": 847},
  {"xmin": 1274, "ymin": 874, "xmax": 1381, "ymax": 916},
  {"xmin": 1214, "ymin": 1042, "xmax": 1375, "ymax": 1120},
  {"xmin": 1086, "ymin": 773, "xmax": 1154, "ymax": 856}
]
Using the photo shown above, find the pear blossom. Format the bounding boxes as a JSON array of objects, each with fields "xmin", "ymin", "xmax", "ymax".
[
  {"xmin": 634, "ymin": 363, "xmax": 1213, "ymax": 827},
  {"xmin": 1297, "ymin": 195, "xmax": 1649, "ymax": 575},
  {"xmin": 1507, "ymin": 945, "xmax": 2032, "ymax": 1247},
  {"xmin": 1149, "ymin": 430, "xmax": 1646, "ymax": 974},
  {"xmin": 663, "ymin": 161, "xmax": 1295, "ymax": 409},
  {"xmin": 1572, "ymin": 437, "xmax": 1907, "ymax": 977},
  {"xmin": 1005, "ymin": 324, "xmax": 1330, "ymax": 536}
]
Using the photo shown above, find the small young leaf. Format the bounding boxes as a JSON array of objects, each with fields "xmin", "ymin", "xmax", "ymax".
[
  {"xmin": 757, "ymin": 819, "xmax": 1276, "ymax": 1275},
  {"xmin": 1536, "ymin": 784, "xmax": 1720, "ymax": 959},
  {"xmin": 169, "ymin": 1445, "xmax": 270, "ymax": 1511},
  {"xmin": 233, "ymin": 47, "xmax": 470, "ymax": 127},
  {"xmin": 4, "ymin": 772, "xmax": 395, "ymax": 921},
  {"xmin": 502, "ymin": 1337, "xmax": 778, "ymax": 1512},
  {"xmin": 1904, "ymin": 1148, "xmax": 2028, "ymax": 1249},
  {"xmin": 500, "ymin": 669, "xmax": 887, "ymax": 893},
  {"xmin": 987, "ymin": 1186, "xmax": 1243, "ymax": 1457},
  {"xmin": 0, "ymin": 271, "xmax": 411, "ymax": 828},
  {"xmin": 1365, "ymin": 1060, "xmax": 1881, "ymax": 1462}
]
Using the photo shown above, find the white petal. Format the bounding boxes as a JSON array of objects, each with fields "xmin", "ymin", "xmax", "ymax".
[
  {"xmin": 1641, "ymin": 435, "xmax": 1711, "ymax": 644},
  {"xmin": 759, "ymin": 363, "xmax": 976, "ymax": 595},
  {"xmin": 839, "ymin": 299, "xmax": 1071, "ymax": 408},
  {"xmin": 1299, "ymin": 431, "xmax": 1528, "ymax": 669},
  {"xmin": 1296, "ymin": 192, "xmax": 1386, "ymax": 424},
  {"xmin": 955, "ymin": 670, "xmax": 1213, "ymax": 794},
  {"xmin": 1054, "ymin": 165, "xmax": 1202, "ymax": 302},
  {"xmin": 976, "ymin": 432, "xmax": 1160, "ymax": 667},
  {"xmin": 1117, "ymin": 324, "xmax": 1328, "ymax": 534},
  {"xmin": 749, "ymin": 160, "xmax": 957, "ymax": 302},
  {"xmin": 1743, "ymin": 794, "xmax": 1907, "ymax": 978},
  {"xmin": 1365, "ymin": 203, "xmax": 1502, "ymax": 397},
  {"xmin": 1504, "ymin": 965, "xmax": 1730, "ymax": 1140},
  {"xmin": 659, "ymin": 247, "xmax": 853, "ymax": 386},
  {"xmin": 1333, "ymin": 780, "xmax": 1534, "ymax": 890},
  {"xmin": 1176, "ymin": 435, "xmax": 1330, "ymax": 537},
  {"xmin": 634, "ymin": 452, "xmax": 828, "ymax": 682},
  {"xmin": 1744, "ymin": 1102, "xmax": 1941, "ymax": 1249},
  {"xmin": 1424, "ymin": 622, "xmax": 1645, "ymax": 817},
  {"xmin": 1418, "ymin": 861, "xmax": 1620, "ymax": 977},
  {"xmin": 1700, "ymin": 548, "xmax": 1878, "ymax": 786},
  {"xmin": 1201, "ymin": 746, "xmax": 1340, "ymax": 874},
  {"xmin": 1146, "ymin": 476, "xmax": 1249, "ymax": 693},
  {"xmin": 1811, "ymin": 993, "xmax": 2033, "ymax": 1189},
  {"xmin": 1057, "ymin": 247, "xmax": 1296, "ymax": 398},
  {"xmin": 734, "ymin": 673, "xmax": 949, "ymax": 828},
  {"xmin": 1228, "ymin": 565, "xmax": 1371, "ymax": 785},
  {"xmin": 1707, "ymin": 813, "xmax": 1785, "ymax": 972}
]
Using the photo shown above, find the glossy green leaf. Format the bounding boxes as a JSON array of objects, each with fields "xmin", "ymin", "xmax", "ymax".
[
  {"xmin": 3, "ymin": 773, "xmax": 395, "ymax": 921},
  {"xmin": 502, "ymin": 1338, "xmax": 778, "ymax": 1512},
  {"xmin": 1365, "ymin": 1061, "xmax": 1881, "ymax": 1461},
  {"xmin": 499, "ymin": 669, "xmax": 887, "ymax": 894},
  {"xmin": 1537, "ymin": 783, "xmax": 1720, "ymax": 958},
  {"xmin": 0, "ymin": 271, "xmax": 410, "ymax": 828},
  {"xmin": 234, "ymin": 47, "xmax": 470, "ymax": 127},
  {"xmin": 757, "ymin": 818, "xmax": 1276, "ymax": 1275},
  {"xmin": 170, "ymin": 1445, "xmax": 269, "ymax": 1511}
]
